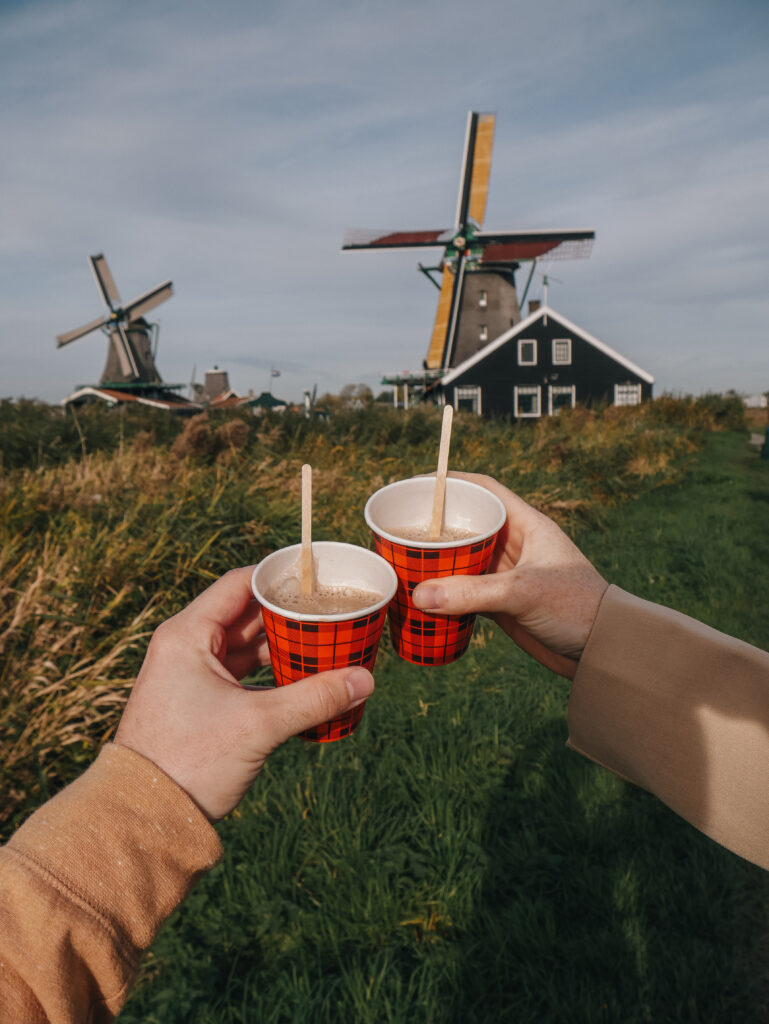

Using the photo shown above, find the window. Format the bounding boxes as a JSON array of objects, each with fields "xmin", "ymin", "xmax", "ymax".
[
  {"xmin": 518, "ymin": 339, "xmax": 537, "ymax": 365},
  {"xmin": 479, "ymin": 324, "xmax": 488, "ymax": 342},
  {"xmin": 548, "ymin": 384, "xmax": 575, "ymax": 415},
  {"xmin": 614, "ymin": 382, "xmax": 642, "ymax": 406},
  {"xmin": 514, "ymin": 385, "xmax": 541, "ymax": 418},
  {"xmin": 552, "ymin": 338, "xmax": 572, "ymax": 365},
  {"xmin": 454, "ymin": 385, "xmax": 482, "ymax": 415},
  {"xmin": 479, "ymin": 290, "xmax": 488, "ymax": 308}
]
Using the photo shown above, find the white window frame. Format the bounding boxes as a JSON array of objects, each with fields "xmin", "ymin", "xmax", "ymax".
[
  {"xmin": 548, "ymin": 384, "xmax": 576, "ymax": 415},
  {"xmin": 479, "ymin": 324, "xmax": 488, "ymax": 342},
  {"xmin": 454, "ymin": 385, "xmax": 482, "ymax": 415},
  {"xmin": 518, "ymin": 338, "xmax": 537, "ymax": 366},
  {"xmin": 552, "ymin": 338, "xmax": 572, "ymax": 365},
  {"xmin": 514, "ymin": 385, "xmax": 541, "ymax": 418},
  {"xmin": 614, "ymin": 382, "xmax": 642, "ymax": 406},
  {"xmin": 478, "ymin": 290, "xmax": 488, "ymax": 308}
]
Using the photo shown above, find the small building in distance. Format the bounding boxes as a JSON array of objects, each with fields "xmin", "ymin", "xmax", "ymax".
[
  {"xmin": 196, "ymin": 367, "xmax": 288, "ymax": 414},
  {"xmin": 62, "ymin": 384, "xmax": 202, "ymax": 414},
  {"xmin": 433, "ymin": 303, "xmax": 654, "ymax": 418}
]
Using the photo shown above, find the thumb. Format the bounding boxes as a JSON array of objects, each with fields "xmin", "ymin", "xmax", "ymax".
[
  {"xmin": 261, "ymin": 666, "xmax": 375, "ymax": 747},
  {"xmin": 413, "ymin": 571, "xmax": 519, "ymax": 617}
]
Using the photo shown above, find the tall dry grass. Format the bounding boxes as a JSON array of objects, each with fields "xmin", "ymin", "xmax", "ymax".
[{"xmin": 0, "ymin": 396, "xmax": 744, "ymax": 835}]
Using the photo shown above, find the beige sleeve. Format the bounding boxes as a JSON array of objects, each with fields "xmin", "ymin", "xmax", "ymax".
[
  {"xmin": 568, "ymin": 585, "xmax": 769, "ymax": 870},
  {"xmin": 0, "ymin": 743, "xmax": 223, "ymax": 1023}
]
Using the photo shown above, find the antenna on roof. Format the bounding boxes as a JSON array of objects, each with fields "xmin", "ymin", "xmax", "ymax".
[{"xmin": 539, "ymin": 271, "xmax": 562, "ymax": 306}]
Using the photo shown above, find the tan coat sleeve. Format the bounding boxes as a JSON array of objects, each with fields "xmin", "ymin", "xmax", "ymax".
[
  {"xmin": 0, "ymin": 743, "xmax": 223, "ymax": 1023},
  {"xmin": 568, "ymin": 585, "xmax": 769, "ymax": 870}
]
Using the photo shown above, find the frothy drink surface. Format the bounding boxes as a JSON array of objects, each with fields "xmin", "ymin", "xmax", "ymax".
[
  {"xmin": 388, "ymin": 524, "xmax": 479, "ymax": 543},
  {"xmin": 265, "ymin": 577, "xmax": 382, "ymax": 616}
]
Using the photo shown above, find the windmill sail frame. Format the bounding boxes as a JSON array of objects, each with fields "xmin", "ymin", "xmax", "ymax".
[
  {"xmin": 342, "ymin": 112, "xmax": 596, "ymax": 381},
  {"xmin": 56, "ymin": 253, "xmax": 174, "ymax": 388}
]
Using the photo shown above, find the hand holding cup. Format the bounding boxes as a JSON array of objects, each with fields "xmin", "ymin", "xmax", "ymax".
[{"xmin": 412, "ymin": 472, "xmax": 609, "ymax": 679}]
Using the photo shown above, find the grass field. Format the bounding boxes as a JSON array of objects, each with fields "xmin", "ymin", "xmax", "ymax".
[
  {"xmin": 2, "ymin": 397, "xmax": 767, "ymax": 1021},
  {"xmin": 1, "ymin": 397, "xmax": 718, "ymax": 835},
  {"xmin": 117, "ymin": 427, "xmax": 768, "ymax": 1023}
]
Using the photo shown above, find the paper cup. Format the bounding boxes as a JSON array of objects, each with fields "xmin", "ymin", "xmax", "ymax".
[
  {"xmin": 251, "ymin": 542, "xmax": 397, "ymax": 742},
  {"xmin": 364, "ymin": 477, "xmax": 505, "ymax": 665}
]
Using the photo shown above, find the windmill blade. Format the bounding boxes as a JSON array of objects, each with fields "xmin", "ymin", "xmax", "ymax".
[
  {"xmin": 467, "ymin": 113, "xmax": 495, "ymax": 228},
  {"xmin": 89, "ymin": 254, "xmax": 121, "ymax": 310},
  {"xmin": 442, "ymin": 253, "xmax": 467, "ymax": 369},
  {"xmin": 424, "ymin": 253, "xmax": 467, "ymax": 370},
  {"xmin": 56, "ymin": 314, "xmax": 110, "ymax": 347},
  {"xmin": 455, "ymin": 112, "xmax": 495, "ymax": 230},
  {"xmin": 342, "ymin": 228, "xmax": 452, "ymax": 250},
  {"xmin": 114, "ymin": 323, "xmax": 140, "ymax": 378},
  {"xmin": 455, "ymin": 112, "xmax": 476, "ymax": 229},
  {"xmin": 476, "ymin": 228, "xmax": 595, "ymax": 263},
  {"xmin": 425, "ymin": 269, "xmax": 456, "ymax": 369},
  {"xmin": 125, "ymin": 281, "xmax": 173, "ymax": 322}
]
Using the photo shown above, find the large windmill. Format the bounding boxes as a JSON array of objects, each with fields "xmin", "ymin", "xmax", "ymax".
[
  {"xmin": 57, "ymin": 253, "xmax": 173, "ymax": 384},
  {"xmin": 343, "ymin": 112, "xmax": 595, "ymax": 382}
]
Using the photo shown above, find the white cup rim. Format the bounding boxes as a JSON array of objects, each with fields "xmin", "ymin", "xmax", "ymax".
[
  {"xmin": 251, "ymin": 541, "xmax": 398, "ymax": 622},
  {"xmin": 364, "ymin": 476, "xmax": 506, "ymax": 549}
]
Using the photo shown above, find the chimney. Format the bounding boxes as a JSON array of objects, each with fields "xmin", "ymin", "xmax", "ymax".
[{"xmin": 528, "ymin": 300, "xmax": 541, "ymax": 315}]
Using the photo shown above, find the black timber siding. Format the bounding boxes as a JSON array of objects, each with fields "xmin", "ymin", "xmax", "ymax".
[{"xmin": 446, "ymin": 314, "xmax": 652, "ymax": 418}]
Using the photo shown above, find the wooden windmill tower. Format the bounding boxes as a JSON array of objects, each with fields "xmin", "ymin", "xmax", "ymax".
[
  {"xmin": 56, "ymin": 254, "xmax": 174, "ymax": 387},
  {"xmin": 343, "ymin": 112, "xmax": 595, "ymax": 387}
]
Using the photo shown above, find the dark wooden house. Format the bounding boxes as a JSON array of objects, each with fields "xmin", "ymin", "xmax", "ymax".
[{"xmin": 436, "ymin": 303, "xmax": 654, "ymax": 418}]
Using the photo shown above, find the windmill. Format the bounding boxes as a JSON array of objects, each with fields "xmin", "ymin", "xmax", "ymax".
[
  {"xmin": 56, "ymin": 253, "xmax": 174, "ymax": 387},
  {"xmin": 342, "ymin": 112, "xmax": 595, "ymax": 380},
  {"xmin": 303, "ymin": 383, "xmax": 318, "ymax": 418}
]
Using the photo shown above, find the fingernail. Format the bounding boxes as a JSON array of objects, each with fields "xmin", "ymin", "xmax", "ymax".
[
  {"xmin": 413, "ymin": 583, "xmax": 445, "ymax": 610},
  {"xmin": 346, "ymin": 667, "xmax": 374, "ymax": 703}
]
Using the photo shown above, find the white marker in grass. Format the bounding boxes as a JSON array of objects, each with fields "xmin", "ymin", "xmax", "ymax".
[
  {"xmin": 301, "ymin": 463, "xmax": 313, "ymax": 595},
  {"xmin": 429, "ymin": 405, "xmax": 454, "ymax": 541}
]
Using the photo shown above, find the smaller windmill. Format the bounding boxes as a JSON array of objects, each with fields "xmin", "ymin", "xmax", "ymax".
[
  {"xmin": 57, "ymin": 253, "xmax": 175, "ymax": 387},
  {"xmin": 56, "ymin": 254, "xmax": 200, "ymax": 411}
]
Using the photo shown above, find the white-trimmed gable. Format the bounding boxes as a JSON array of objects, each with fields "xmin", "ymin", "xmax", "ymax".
[{"xmin": 440, "ymin": 305, "xmax": 654, "ymax": 387}]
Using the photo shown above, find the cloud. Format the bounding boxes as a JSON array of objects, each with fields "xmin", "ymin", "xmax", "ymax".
[{"xmin": 0, "ymin": 0, "xmax": 768, "ymax": 404}]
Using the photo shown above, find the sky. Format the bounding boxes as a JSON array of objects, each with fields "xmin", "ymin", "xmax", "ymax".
[{"xmin": 1, "ymin": 0, "xmax": 768, "ymax": 406}]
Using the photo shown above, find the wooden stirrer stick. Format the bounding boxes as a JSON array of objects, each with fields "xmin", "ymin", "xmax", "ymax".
[
  {"xmin": 301, "ymin": 463, "xmax": 313, "ymax": 595},
  {"xmin": 429, "ymin": 405, "xmax": 454, "ymax": 541}
]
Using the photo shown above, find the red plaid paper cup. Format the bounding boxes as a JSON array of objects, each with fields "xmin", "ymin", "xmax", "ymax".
[
  {"xmin": 364, "ymin": 477, "xmax": 505, "ymax": 666},
  {"xmin": 251, "ymin": 542, "xmax": 397, "ymax": 742}
]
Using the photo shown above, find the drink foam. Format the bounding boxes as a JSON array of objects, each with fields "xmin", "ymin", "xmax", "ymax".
[
  {"xmin": 388, "ymin": 524, "xmax": 479, "ymax": 543},
  {"xmin": 264, "ymin": 573, "xmax": 382, "ymax": 616}
]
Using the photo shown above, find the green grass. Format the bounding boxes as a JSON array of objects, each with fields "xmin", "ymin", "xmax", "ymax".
[
  {"xmin": 579, "ymin": 430, "xmax": 769, "ymax": 650},
  {"xmin": 119, "ymin": 431, "xmax": 769, "ymax": 1024}
]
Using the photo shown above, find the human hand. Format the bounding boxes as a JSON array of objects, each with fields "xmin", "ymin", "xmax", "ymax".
[
  {"xmin": 412, "ymin": 473, "xmax": 609, "ymax": 679},
  {"xmin": 114, "ymin": 567, "xmax": 374, "ymax": 821}
]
